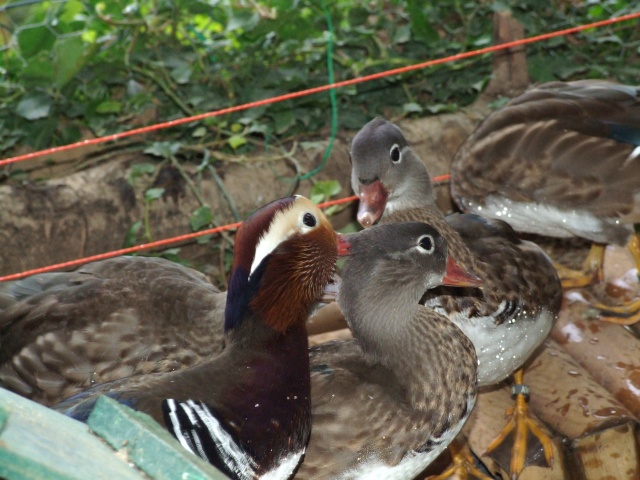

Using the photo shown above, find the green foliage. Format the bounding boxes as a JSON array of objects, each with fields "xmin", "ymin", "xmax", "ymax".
[
  {"xmin": 190, "ymin": 205, "xmax": 213, "ymax": 231},
  {"xmin": 311, "ymin": 179, "xmax": 344, "ymax": 216},
  {"xmin": 311, "ymin": 179, "xmax": 341, "ymax": 204},
  {"xmin": 0, "ymin": 0, "xmax": 638, "ymax": 158}
]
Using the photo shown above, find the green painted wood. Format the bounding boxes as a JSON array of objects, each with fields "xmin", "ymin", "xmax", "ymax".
[
  {"xmin": 88, "ymin": 396, "xmax": 228, "ymax": 480},
  {"xmin": 0, "ymin": 388, "xmax": 146, "ymax": 480}
]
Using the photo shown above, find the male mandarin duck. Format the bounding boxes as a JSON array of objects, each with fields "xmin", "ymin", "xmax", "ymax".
[
  {"xmin": 450, "ymin": 80, "xmax": 640, "ymax": 323},
  {"xmin": 0, "ymin": 256, "xmax": 226, "ymax": 406},
  {"xmin": 350, "ymin": 118, "xmax": 563, "ymax": 479},
  {"xmin": 296, "ymin": 221, "xmax": 481, "ymax": 479},
  {"xmin": 54, "ymin": 195, "xmax": 346, "ymax": 480}
]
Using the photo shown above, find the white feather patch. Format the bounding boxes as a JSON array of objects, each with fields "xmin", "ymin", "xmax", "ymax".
[
  {"xmin": 165, "ymin": 399, "xmax": 257, "ymax": 480},
  {"xmin": 464, "ymin": 195, "xmax": 631, "ymax": 244},
  {"xmin": 260, "ymin": 450, "xmax": 305, "ymax": 480}
]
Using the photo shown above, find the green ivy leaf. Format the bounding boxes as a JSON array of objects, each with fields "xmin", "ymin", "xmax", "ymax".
[
  {"xmin": 196, "ymin": 234, "xmax": 213, "ymax": 244},
  {"xmin": 95, "ymin": 100, "xmax": 123, "ymax": 114},
  {"xmin": 17, "ymin": 26, "xmax": 56, "ymax": 58},
  {"xmin": 190, "ymin": 206, "xmax": 213, "ymax": 231},
  {"xmin": 144, "ymin": 142, "xmax": 182, "ymax": 159},
  {"xmin": 123, "ymin": 221, "xmax": 143, "ymax": 248},
  {"xmin": 310, "ymin": 179, "xmax": 341, "ymax": 204},
  {"xmin": 192, "ymin": 126, "xmax": 207, "ymax": 138},
  {"xmin": 15, "ymin": 92, "xmax": 53, "ymax": 120},
  {"xmin": 271, "ymin": 110, "xmax": 296, "ymax": 135},
  {"xmin": 145, "ymin": 188, "xmax": 165, "ymax": 201},
  {"xmin": 53, "ymin": 35, "xmax": 96, "ymax": 89},
  {"xmin": 406, "ymin": 1, "xmax": 438, "ymax": 43},
  {"xmin": 227, "ymin": 135, "xmax": 247, "ymax": 150},
  {"xmin": 128, "ymin": 163, "xmax": 157, "ymax": 185},
  {"xmin": 170, "ymin": 65, "xmax": 193, "ymax": 84},
  {"xmin": 402, "ymin": 102, "xmax": 423, "ymax": 113},
  {"xmin": 21, "ymin": 55, "xmax": 55, "ymax": 82}
]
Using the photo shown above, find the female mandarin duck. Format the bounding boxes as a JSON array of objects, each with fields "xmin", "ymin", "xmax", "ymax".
[
  {"xmin": 55, "ymin": 195, "xmax": 346, "ymax": 480},
  {"xmin": 350, "ymin": 118, "xmax": 563, "ymax": 479},
  {"xmin": 296, "ymin": 221, "xmax": 481, "ymax": 480},
  {"xmin": 0, "ymin": 256, "xmax": 227, "ymax": 406},
  {"xmin": 451, "ymin": 80, "xmax": 640, "ymax": 323}
]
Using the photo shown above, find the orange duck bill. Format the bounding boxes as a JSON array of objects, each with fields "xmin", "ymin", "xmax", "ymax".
[
  {"xmin": 356, "ymin": 180, "xmax": 389, "ymax": 228},
  {"xmin": 443, "ymin": 257, "xmax": 483, "ymax": 288}
]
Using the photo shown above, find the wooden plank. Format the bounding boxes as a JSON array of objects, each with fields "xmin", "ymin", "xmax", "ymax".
[
  {"xmin": 526, "ymin": 339, "xmax": 633, "ymax": 440},
  {"xmin": 572, "ymin": 422, "xmax": 640, "ymax": 479},
  {"xmin": 88, "ymin": 396, "xmax": 228, "ymax": 480},
  {"xmin": 0, "ymin": 388, "xmax": 146, "ymax": 480},
  {"xmin": 551, "ymin": 300, "xmax": 640, "ymax": 419},
  {"xmin": 463, "ymin": 384, "xmax": 567, "ymax": 479},
  {"xmin": 308, "ymin": 327, "xmax": 352, "ymax": 347}
]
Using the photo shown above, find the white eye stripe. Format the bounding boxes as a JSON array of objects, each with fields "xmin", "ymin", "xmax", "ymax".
[{"xmin": 250, "ymin": 204, "xmax": 321, "ymax": 276}]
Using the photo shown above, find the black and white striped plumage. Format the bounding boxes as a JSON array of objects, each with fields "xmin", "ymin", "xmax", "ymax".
[{"xmin": 163, "ymin": 399, "xmax": 259, "ymax": 479}]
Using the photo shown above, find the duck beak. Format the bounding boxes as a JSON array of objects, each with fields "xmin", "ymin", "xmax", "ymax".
[
  {"xmin": 356, "ymin": 180, "xmax": 388, "ymax": 228},
  {"xmin": 336, "ymin": 233, "xmax": 352, "ymax": 256},
  {"xmin": 442, "ymin": 257, "xmax": 482, "ymax": 288}
]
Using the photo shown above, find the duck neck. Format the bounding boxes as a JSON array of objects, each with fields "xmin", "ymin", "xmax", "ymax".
[
  {"xmin": 222, "ymin": 319, "xmax": 311, "ymax": 470},
  {"xmin": 342, "ymin": 285, "xmax": 477, "ymax": 415},
  {"xmin": 387, "ymin": 158, "xmax": 436, "ymax": 215}
]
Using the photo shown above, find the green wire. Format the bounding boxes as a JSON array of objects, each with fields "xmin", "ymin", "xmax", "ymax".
[{"xmin": 299, "ymin": 0, "xmax": 338, "ymax": 181}]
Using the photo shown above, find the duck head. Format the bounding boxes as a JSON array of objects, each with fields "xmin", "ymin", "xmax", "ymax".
[
  {"xmin": 338, "ymin": 221, "xmax": 481, "ymax": 359},
  {"xmin": 225, "ymin": 195, "xmax": 349, "ymax": 335},
  {"xmin": 340, "ymin": 221, "xmax": 481, "ymax": 303},
  {"xmin": 350, "ymin": 118, "xmax": 437, "ymax": 227}
]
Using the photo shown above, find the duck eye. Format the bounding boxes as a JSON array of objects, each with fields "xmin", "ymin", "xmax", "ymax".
[
  {"xmin": 390, "ymin": 144, "xmax": 401, "ymax": 163},
  {"xmin": 302, "ymin": 212, "xmax": 317, "ymax": 227},
  {"xmin": 417, "ymin": 234, "xmax": 434, "ymax": 253}
]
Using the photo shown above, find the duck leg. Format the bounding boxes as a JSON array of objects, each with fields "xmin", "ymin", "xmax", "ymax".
[
  {"xmin": 483, "ymin": 369, "xmax": 554, "ymax": 479},
  {"xmin": 577, "ymin": 234, "xmax": 640, "ymax": 325},
  {"xmin": 555, "ymin": 243, "xmax": 605, "ymax": 289},
  {"xmin": 427, "ymin": 440, "xmax": 493, "ymax": 480}
]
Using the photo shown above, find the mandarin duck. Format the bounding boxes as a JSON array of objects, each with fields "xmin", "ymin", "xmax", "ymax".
[
  {"xmin": 55, "ymin": 196, "xmax": 346, "ymax": 480},
  {"xmin": 0, "ymin": 256, "xmax": 227, "ymax": 406},
  {"xmin": 451, "ymin": 80, "xmax": 640, "ymax": 323},
  {"xmin": 296, "ymin": 221, "xmax": 480, "ymax": 479},
  {"xmin": 350, "ymin": 118, "xmax": 563, "ymax": 478}
]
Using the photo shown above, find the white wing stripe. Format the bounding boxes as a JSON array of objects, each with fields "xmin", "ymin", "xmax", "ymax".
[{"xmin": 165, "ymin": 399, "xmax": 195, "ymax": 454}]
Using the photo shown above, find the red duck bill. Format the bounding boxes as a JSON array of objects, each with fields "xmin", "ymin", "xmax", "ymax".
[
  {"xmin": 357, "ymin": 180, "xmax": 389, "ymax": 228},
  {"xmin": 443, "ymin": 257, "xmax": 483, "ymax": 288}
]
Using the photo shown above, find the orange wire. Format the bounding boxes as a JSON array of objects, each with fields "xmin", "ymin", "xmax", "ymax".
[
  {"xmin": 1, "ymin": 12, "xmax": 637, "ymax": 280},
  {"xmin": 0, "ymin": 177, "xmax": 454, "ymax": 281},
  {"xmin": 0, "ymin": 198, "xmax": 359, "ymax": 281},
  {"xmin": 1, "ymin": 11, "xmax": 638, "ymax": 168}
]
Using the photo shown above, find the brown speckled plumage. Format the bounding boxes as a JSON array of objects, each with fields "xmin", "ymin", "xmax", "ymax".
[
  {"xmin": 451, "ymin": 80, "xmax": 640, "ymax": 245},
  {"xmin": 350, "ymin": 118, "xmax": 562, "ymax": 386},
  {"xmin": 297, "ymin": 222, "xmax": 478, "ymax": 480},
  {"xmin": 0, "ymin": 256, "xmax": 226, "ymax": 406},
  {"xmin": 384, "ymin": 206, "xmax": 560, "ymax": 328}
]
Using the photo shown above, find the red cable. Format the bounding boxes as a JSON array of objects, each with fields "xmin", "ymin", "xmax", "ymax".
[
  {"xmin": 1, "ymin": 12, "xmax": 636, "ymax": 280},
  {"xmin": 1, "ymin": 12, "xmax": 638, "ymax": 168},
  {"xmin": 0, "ymin": 174, "xmax": 453, "ymax": 281},
  {"xmin": 0, "ymin": 197, "xmax": 356, "ymax": 281},
  {"xmin": 0, "ymin": 177, "xmax": 453, "ymax": 281}
]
